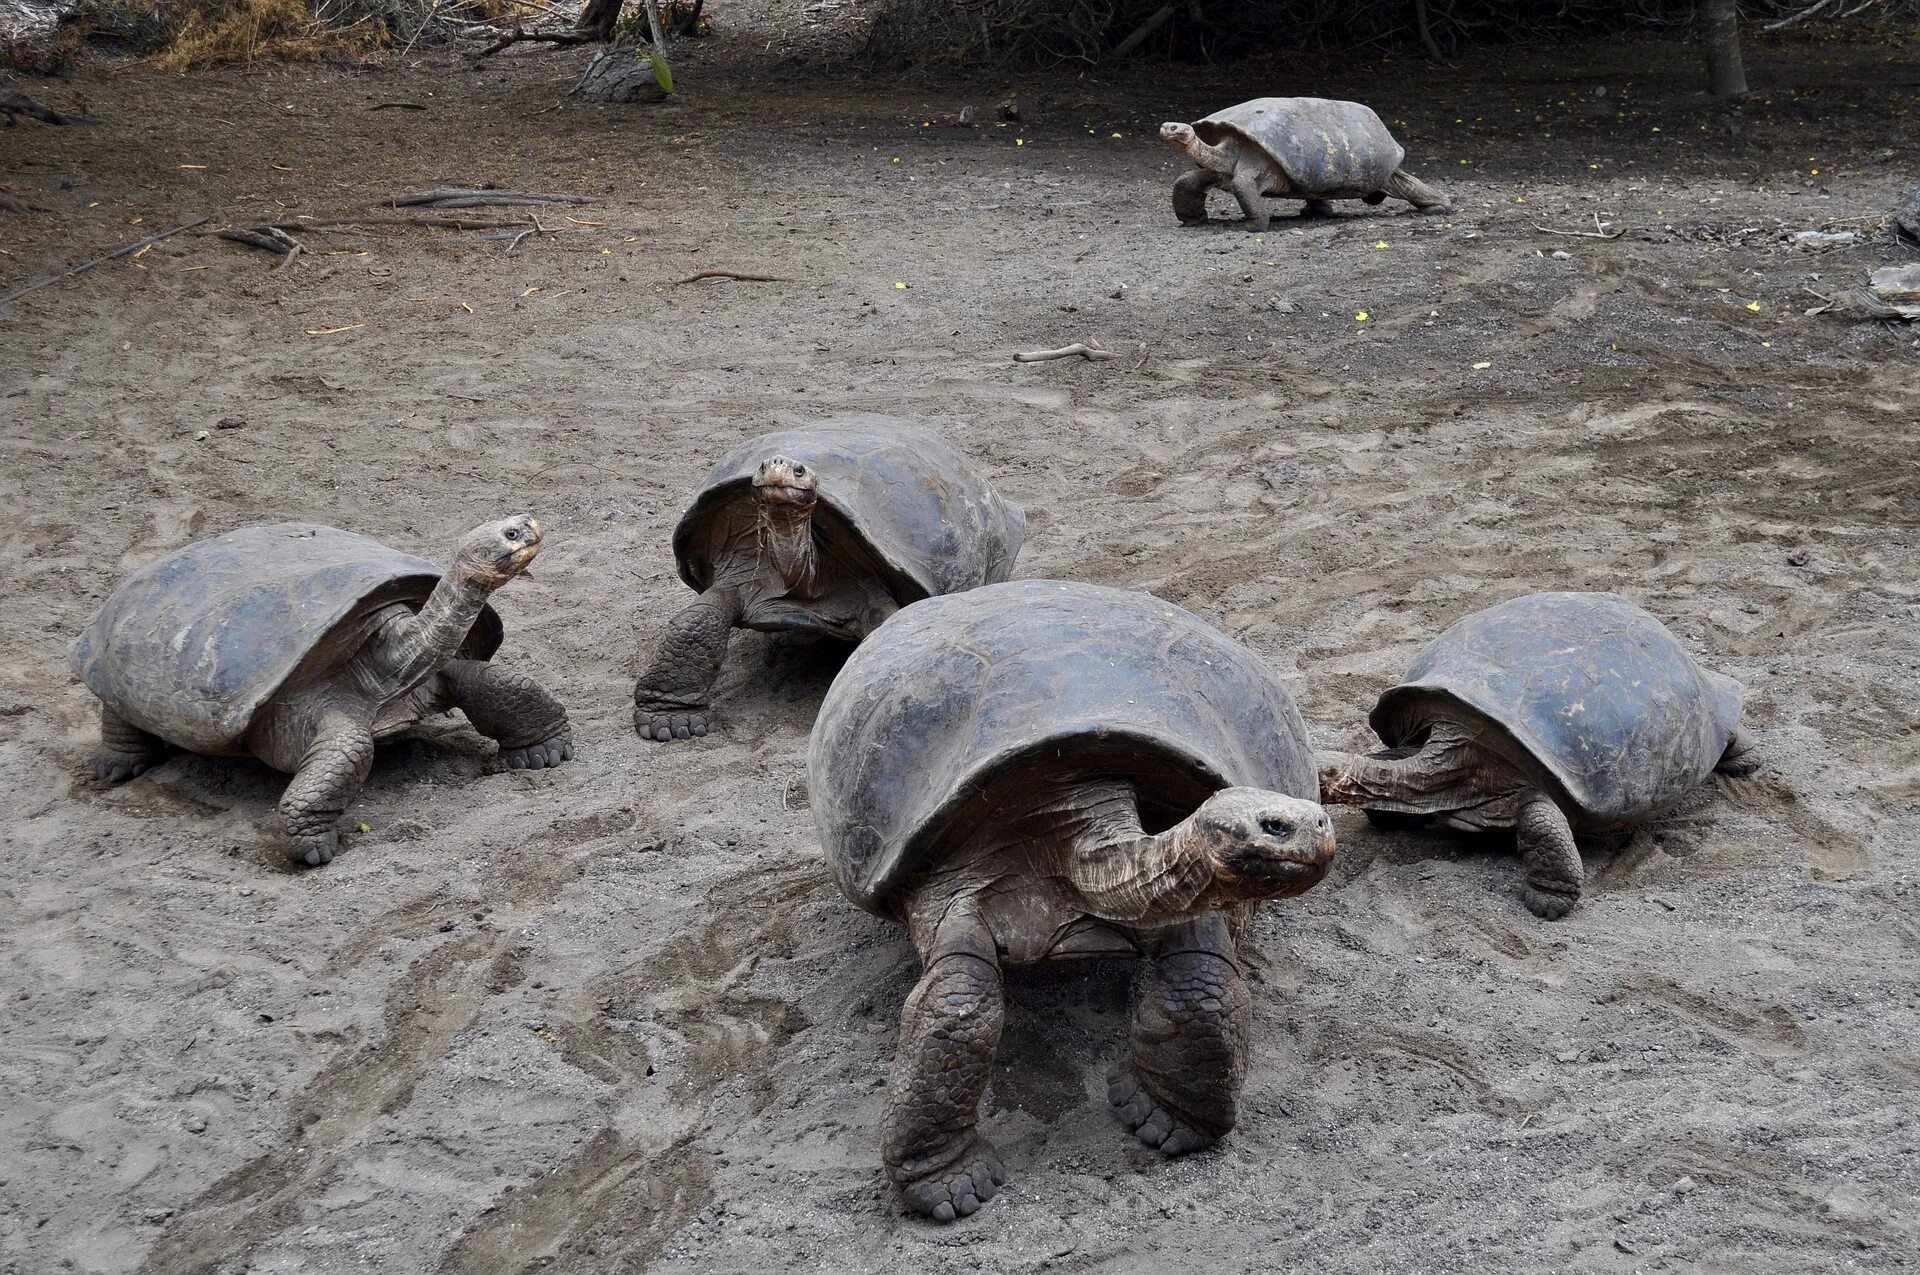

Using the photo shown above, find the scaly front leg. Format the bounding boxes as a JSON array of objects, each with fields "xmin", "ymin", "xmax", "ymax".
[
  {"xmin": 1110, "ymin": 912, "xmax": 1250, "ymax": 1155},
  {"xmin": 884, "ymin": 909, "xmax": 1007, "ymax": 1222},
  {"xmin": 441, "ymin": 659, "xmax": 573, "ymax": 770},
  {"xmin": 93, "ymin": 706, "xmax": 173, "ymax": 783},
  {"xmin": 279, "ymin": 711, "xmax": 375, "ymax": 867},
  {"xmin": 634, "ymin": 587, "xmax": 741, "ymax": 742},
  {"xmin": 1517, "ymin": 790, "xmax": 1582, "ymax": 920}
]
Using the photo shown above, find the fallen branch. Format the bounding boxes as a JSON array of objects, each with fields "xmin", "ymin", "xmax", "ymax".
[
  {"xmin": 672, "ymin": 269, "xmax": 791, "ymax": 285},
  {"xmin": 392, "ymin": 187, "xmax": 595, "ymax": 209},
  {"xmin": 283, "ymin": 214, "xmax": 529, "ymax": 231},
  {"xmin": 0, "ymin": 215, "xmax": 210, "ymax": 310},
  {"xmin": 1, "ymin": 193, "xmax": 52, "ymax": 214},
  {"xmin": 479, "ymin": 25, "xmax": 605, "ymax": 55},
  {"xmin": 369, "ymin": 101, "xmax": 428, "ymax": 111},
  {"xmin": 1531, "ymin": 220, "xmax": 1626, "ymax": 240},
  {"xmin": 218, "ymin": 225, "xmax": 306, "ymax": 270},
  {"xmin": 1763, "ymin": 0, "xmax": 1839, "ymax": 30},
  {"xmin": 1014, "ymin": 340, "xmax": 1120, "ymax": 363}
]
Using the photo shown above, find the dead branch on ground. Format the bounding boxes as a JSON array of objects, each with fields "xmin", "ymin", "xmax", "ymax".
[
  {"xmin": 671, "ymin": 269, "xmax": 792, "ymax": 284},
  {"xmin": 1014, "ymin": 340, "xmax": 1120, "ymax": 363},
  {"xmin": 0, "ymin": 216, "xmax": 210, "ymax": 309},
  {"xmin": 391, "ymin": 187, "xmax": 596, "ymax": 209}
]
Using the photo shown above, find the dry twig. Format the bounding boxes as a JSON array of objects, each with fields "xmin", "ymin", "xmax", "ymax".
[
  {"xmin": 1014, "ymin": 340, "xmax": 1120, "ymax": 363},
  {"xmin": 391, "ymin": 187, "xmax": 595, "ymax": 209},
  {"xmin": 671, "ymin": 269, "xmax": 792, "ymax": 285},
  {"xmin": 0, "ymin": 216, "xmax": 210, "ymax": 310}
]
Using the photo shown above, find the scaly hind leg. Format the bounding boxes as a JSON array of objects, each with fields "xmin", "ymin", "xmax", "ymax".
[
  {"xmin": 1517, "ymin": 790, "xmax": 1582, "ymax": 920},
  {"xmin": 441, "ymin": 659, "xmax": 573, "ymax": 770},
  {"xmin": 1715, "ymin": 728, "xmax": 1760, "ymax": 777},
  {"xmin": 94, "ymin": 707, "xmax": 172, "ymax": 783},
  {"xmin": 1110, "ymin": 912, "xmax": 1249, "ymax": 1155},
  {"xmin": 1383, "ymin": 166, "xmax": 1454, "ymax": 214},
  {"xmin": 279, "ymin": 712, "xmax": 375, "ymax": 867},
  {"xmin": 1172, "ymin": 168, "xmax": 1221, "ymax": 224},
  {"xmin": 1300, "ymin": 198, "xmax": 1337, "ymax": 218},
  {"xmin": 885, "ymin": 910, "xmax": 1007, "ymax": 1222},
  {"xmin": 633, "ymin": 587, "xmax": 740, "ymax": 742},
  {"xmin": 1228, "ymin": 168, "xmax": 1271, "ymax": 233}
]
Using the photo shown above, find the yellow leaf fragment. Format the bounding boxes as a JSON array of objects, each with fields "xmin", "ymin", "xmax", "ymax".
[
  {"xmin": 1355, "ymin": 311, "xmax": 1369, "ymax": 322},
  {"xmin": 1745, "ymin": 301, "xmax": 1762, "ymax": 312},
  {"xmin": 894, "ymin": 281, "xmax": 908, "ymax": 289},
  {"xmin": 460, "ymin": 302, "xmax": 474, "ymax": 315}
]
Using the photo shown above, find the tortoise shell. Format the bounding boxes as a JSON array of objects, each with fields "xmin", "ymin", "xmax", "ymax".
[
  {"xmin": 71, "ymin": 523, "xmax": 501, "ymax": 755},
  {"xmin": 672, "ymin": 415, "xmax": 1025, "ymax": 610},
  {"xmin": 1195, "ymin": 97, "xmax": 1406, "ymax": 198},
  {"xmin": 809, "ymin": 579, "xmax": 1317, "ymax": 917},
  {"xmin": 1370, "ymin": 592, "xmax": 1743, "ymax": 826}
]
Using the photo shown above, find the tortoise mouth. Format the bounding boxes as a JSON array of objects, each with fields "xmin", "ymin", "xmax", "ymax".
[{"xmin": 754, "ymin": 481, "xmax": 818, "ymax": 507}]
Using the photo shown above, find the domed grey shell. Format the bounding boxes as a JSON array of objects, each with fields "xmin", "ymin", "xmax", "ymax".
[
  {"xmin": 1195, "ymin": 97, "xmax": 1405, "ymax": 198},
  {"xmin": 71, "ymin": 523, "xmax": 501, "ymax": 755},
  {"xmin": 1370, "ymin": 592, "xmax": 1742, "ymax": 825},
  {"xmin": 810, "ymin": 579, "xmax": 1317, "ymax": 916},
  {"xmin": 673, "ymin": 415, "xmax": 1025, "ymax": 604}
]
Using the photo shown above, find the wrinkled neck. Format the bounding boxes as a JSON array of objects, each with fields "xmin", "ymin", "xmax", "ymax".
[
  {"xmin": 389, "ymin": 567, "xmax": 491, "ymax": 687},
  {"xmin": 1189, "ymin": 135, "xmax": 1230, "ymax": 172},
  {"xmin": 757, "ymin": 497, "xmax": 819, "ymax": 597},
  {"xmin": 1058, "ymin": 780, "xmax": 1214, "ymax": 924},
  {"xmin": 1316, "ymin": 749, "xmax": 1409, "ymax": 807}
]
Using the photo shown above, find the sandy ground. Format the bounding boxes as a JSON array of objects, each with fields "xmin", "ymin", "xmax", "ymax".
[{"xmin": 2, "ymin": 26, "xmax": 1918, "ymax": 1275}]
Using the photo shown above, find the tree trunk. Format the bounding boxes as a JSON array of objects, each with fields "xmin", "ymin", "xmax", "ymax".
[
  {"xmin": 575, "ymin": 0, "xmax": 623, "ymax": 40},
  {"xmin": 1704, "ymin": 0, "xmax": 1748, "ymax": 98}
]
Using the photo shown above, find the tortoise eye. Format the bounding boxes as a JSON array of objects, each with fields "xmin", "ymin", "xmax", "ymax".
[
  {"xmin": 794, "ymin": 465, "xmax": 807, "ymax": 477},
  {"xmin": 504, "ymin": 528, "xmax": 522, "ymax": 542}
]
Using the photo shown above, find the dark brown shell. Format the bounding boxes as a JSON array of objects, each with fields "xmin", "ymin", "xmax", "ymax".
[
  {"xmin": 1194, "ymin": 97, "xmax": 1405, "ymax": 197},
  {"xmin": 809, "ymin": 580, "xmax": 1317, "ymax": 917},
  {"xmin": 673, "ymin": 415, "xmax": 1024, "ymax": 611},
  {"xmin": 1371, "ymin": 592, "xmax": 1742, "ymax": 825},
  {"xmin": 71, "ymin": 524, "xmax": 499, "ymax": 754}
]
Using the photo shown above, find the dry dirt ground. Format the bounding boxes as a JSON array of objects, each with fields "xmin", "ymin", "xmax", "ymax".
[{"xmin": 2, "ymin": 26, "xmax": 1918, "ymax": 1275}]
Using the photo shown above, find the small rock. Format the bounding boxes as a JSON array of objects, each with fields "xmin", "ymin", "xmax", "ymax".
[
  {"xmin": 1551, "ymin": 250, "xmax": 1572, "ymax": 260},
  {"xmin": 183, "ymin": 1115, "xmax": 207, "ymax": 1134},
  {"xmin": 1615, "ymin": 1239, "xmax": 1637, "ymax": 1254},
  {"xmin": 216, "ymin": 416, "xmax": 246, "ymax": 430},
  {"xmin": 1268, "ymin": 297, "xmax": 1298, "ymax": 313},
  {"xmin": 1671, "ymin": 1175, "xmax": 1697, "ymax": 1195},
  {"xmin": 1787, "ymin": 549, "xmax": 1810, "ymax": 566},
  {"xmin": 956, "ymin": 104, "xmax": 975, "ymax": 127},
  {"xmin": 1555, "ymin": 1049, "xmax": 1580, "ymax": 1063},
  {"xmin": 193, "ymin": 430, "xmax": 210, "ymax": 442},
  {"xmin": 1109, "ymin": 285, "xmax": 1126, "ymax": 299}
]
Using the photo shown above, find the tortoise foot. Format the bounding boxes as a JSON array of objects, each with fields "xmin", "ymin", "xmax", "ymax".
[
  {"xmin": 634, "ymin": 705, "xmax": 712, "ymax": 742},
  {"xmin": 295, "ymin": 832, "xmax": 340, "ymax": 868},
  {"xmin": 894, "ymin": 1136, "xmax": 1005, "ymax": 1223},
  {"xmin": 1107, "ymin": 1070, "xmax": 1221, "ymax": 1157},
  {"xmin": 93, "ymin": 750, "xmax": 162, "ymax": 784},
  {"xmin": 1521, "ymin": 883, "xmax": 1579, "ymax": 920},
  {"xmin": 501, "ymin": 731, "xmax": 574, "ymax": 770},
  {"xmin": 1418, "ymin": 202, "xmax": 1455, "ymax": 216}
]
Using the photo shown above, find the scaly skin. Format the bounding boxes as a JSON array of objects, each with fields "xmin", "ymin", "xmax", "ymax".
[
  {"xmin": 1517, "ymin": 791, "xmax": 1582, "ymax": 920},
  {"xmin": 887, "ymin": 780, "xmax": 1335, "ymax": 1221},
  {"xmin": 441, "ymin": 658, "xmax": 573, "ymax": 768},
  {"xmin": 633, "ymin": 588, "xmax": 741, "ymax": 741},
  {"xmin": 884, "ymin": 912, "xmax": 1007, "ymax": 1223},
  {"xmin": 93, "ymin": 707, "xmax": 171, "ymax": 784},
  {"xmin": 1382, "ymin": 166, "xmax": 1454, "ymax": 214},
  {"xmin": 1109, "ymin": 913, "xmax": 1250, "ymax": 1155},
  {"xmin": 279, "ymin": 709, "xmax": 375, "ymax": 867}
]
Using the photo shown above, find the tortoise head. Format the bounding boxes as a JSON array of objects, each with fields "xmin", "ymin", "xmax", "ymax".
[
  {"xmin": 451, "ymin": 514, "xmax": 543, "ymax": 590},
  {"xmin": 752, "ymin": 455, "xmax": 819, "ymax": 513},
  {"xmin": 1159, "ymin": 121, "xmax": 1200, "ymax": 156},
  {"xmin": 1185, "ymin": 787, "xmax": 1336, "ymax": 905}
]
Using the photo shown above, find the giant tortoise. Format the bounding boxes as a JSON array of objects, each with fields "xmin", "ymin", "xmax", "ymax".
[
  {"xmin": 634, "ymin": 415, "xmax": 1024, "ymax": 741},
  {"xmin": 1159, "ymin": 97, "xmax": 1452, "ymax": 230},
  {"xmin": 809, "ymin": 579, "xmax": 1336, "ymax": 1221},
  {"xmin": 72, "ymin": 518, "xmax": 572, "ymax": 866},
  {"xmin": 1317, "ymin": 591, "xmax": 1755, "ymax": 919}
]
